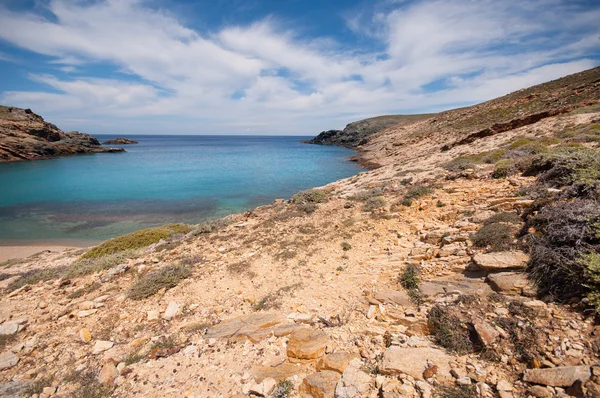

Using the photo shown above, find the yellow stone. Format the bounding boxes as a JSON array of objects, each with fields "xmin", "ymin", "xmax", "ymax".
[{"xmin": 79, "ymin": 328, "xmax": 92, "ymax": 343}]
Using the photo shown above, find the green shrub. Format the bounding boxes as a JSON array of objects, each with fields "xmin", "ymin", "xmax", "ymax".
[
  {"xmin": 273, "ymin": 380, "xmax": 293, "ymax": 398},
  {"xmin": 82, "ymin": 224, "xmax": 190, "ymax": 259},
  {"xmin": 480, "ymin": 148, "xmax": 508, "ymax": 164},
  {"xmin": 296, "ymin": 203, "xmax": 318, "ymax": 214},
  {"xmin": 290, "ymin": 189, "xmax": 328, "ymax": 204},
  {"xmin": 492, "ymin": 159, "xmax": 516, "ymax": 178},
  {"xmin": 191, "ymin": 218, "xmax": 230, "ymax": 235},
  {"xmin": 482, "ymin": 212, "xmax": 521, "ymax": 225},
  {"xmin": 443, "ymin": 157, "xmax": 476, "ymax": 172},
  {"xmin": 363, "ymin": 197, "xmax": 386, "ymax": 212},
  {"xmin": 471, "ymin": 223, "xmax": 515, "ymax": 250},
  {"xmin": 399, "ymin": 265, "xmax": 420, "ymax": 290},
  {"xmin": 64, "ymin": 250, "xmax": 136, "ymax": 279},
  {"xmin": 128, "ymin": 264, "xmax": 191, "ymax": 300},
  {"xmin": 341, "ymin": 242, "xmax": 352, "ymax": 251},
  {"xmin": 7, "ymin": 267, "xmax": 66, "ymax": 292},
  {"xmin": 401, "ymin": 185, "xmax": 433, "ymax": 206},
  {"xmin": 348, "ymin": 187, "xmax": 385, "ymax": 201},
  {"xmin": 427, "ymin": 305, "xmax": 474, "ymax": 354}
]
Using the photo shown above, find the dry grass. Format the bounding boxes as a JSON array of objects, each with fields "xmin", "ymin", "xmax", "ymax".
[{"xmin": 128, "ymin": 264, "xmax": 192, "ymax": 300}]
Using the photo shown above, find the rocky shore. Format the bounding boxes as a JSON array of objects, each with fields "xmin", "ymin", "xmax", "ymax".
[
  {"xmin": 0, "ymin": 106, "xmax": 124, "ymax": 163},
  {"xmin": 102, "ymin": 138, "xmax": 138, "ymax": 145},
  {"xmin": 0, "ymin": 66, "xmax": 599, "ymax": 397}
]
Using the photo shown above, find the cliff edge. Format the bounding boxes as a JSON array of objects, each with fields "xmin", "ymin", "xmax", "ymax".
[{"xmin": 0, "ymin": 106, "xmax": 124, "ymax": 163}]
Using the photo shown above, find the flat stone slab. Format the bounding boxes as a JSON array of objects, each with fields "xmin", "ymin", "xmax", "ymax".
[
  {"xmin": 252, "ymin": 361, "xmax": 309, "ymax": 382},
  {"xmin": 380, "ymin": 347, "xmax": 454, "ymax": 381},
  {"xmin": 473, "ymin": 251, "xmax": 528, "ymax": 271},
  {"xmin": 523, "ymin": 366, "xmax": 591, "ymax": 387},
  {"xmin": 317, "ymin": 352, "xmax": 360, "ymax": 374},
  {"xmin": 373, "ymin": 290, "xmax": 412, "ymax": 307},
  {"xmin": 0, "ymin": 352, "xmax": 19, "ymax": 370},
  {"xmin": 205, "ymin": 313, "xmax": 285, "ymax": 342},
  {"xmin": 300, "ymin": 370, "xmax": 340, "ymax": 398},
  {"xmin": 287, "ymin": 328, "xmax": 329, "ymax": 361},
  {"xmin": 420, "ymin": 274, "xmax": 492, "ymax": 298},
  {"xmin": 486, "ymin": 272, "xmax": 530, "ymax": 295}
]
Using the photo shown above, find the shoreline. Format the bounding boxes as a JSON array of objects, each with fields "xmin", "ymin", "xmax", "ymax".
[{"xmin": 0, "ymin": 240, "xmax": 99, "ymax": 262}]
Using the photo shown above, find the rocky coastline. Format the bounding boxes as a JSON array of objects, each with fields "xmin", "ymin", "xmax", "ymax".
[
  {"xmin": 0, "ymin": 106, "xmax": 125, "ymax": 163},
  {"xmin": 102, "ymin": 138, "xmax": 138, "ymax": 145}
]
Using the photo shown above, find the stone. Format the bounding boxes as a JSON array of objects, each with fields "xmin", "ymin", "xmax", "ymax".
[
  {"xmin": 273, "ymin": 323, "xmax": 303, "ymax": 337},
  {"xmin": 415, "ymin": 381, "xmax": 434, "ymax": 398},
  {"xmin": 528, "ymin": 385, "xmax": 552, "ymax": 398},
  {"xmin": 496, "ymin": 380, "xmax": 513, "ymax": 391},
  {"xmin": 317, "ymin": 352, "xmax": 360, "ymax": 374},
  {"xmin": 79, "ymin": 328, "xmax": 92, "ymax": 343},
  {"xmin": 252, "ymin": 361, "xmax": 308, "ymax": 382},
  {"xmin": 335, "ymin": 359, "xmax": 374, "ymax": 398},
  {"xmin": 147, "ymin": 310, "xmax": 159, "ymax": 321},
  {"xmin": 0, "ymin": 352, "xmax": 19, "ymax": 370},
  {"xmin": 486, "ymin": 272, "xmax": 530, "ymax": 295},
  {"xmin": 42, "ymin": 386, "xmax": 57, "ymax": 395},
  {"xmin": 523, "ymin": 366, "xmax": 591, "ymax": 387},
  {"xmin": 419, "ymin": 274, "xmax": 492, "ymax": 298},
  {"xmin": 248, "ymin": 377, "xmax": 277, "ymax": 397},
  {"xmin": 380, "ymin": 347, "xmax": 453, "ymax": 381},
  {"xmin": 77, "ymin": 309, "xmax": 98, "ymax": 318},
  {"xmin": 98, "ymin": 361, "xmax": 118, "ymax": 385},
  {"xmin": 205, "ymin": 313, "xmax": 284, "ymax": 342},
  {"xmin": 473, "ymin": 252, "xmax": 528, "ymax": 271},
  {"xmin": 0, "ymin": 321, "xmax": 21, "ymax": 335},
  {"xmin": 287, "ymin": 312, "xmax": 314, "ymax": 324},
  {"xmin": 163, "ymin": 301, "xmax": 180, "ymax": 320},
  {"xmin": 456, "ymin": 377, "xmax": 472, "ymax": 385},
  {"xmin": 287, "ymin": 328, "xmax": 329, "ymax": 361},
  {"xmin": 299, "ymin": 370, "xmax": 340, "ymax": 398},
  {"xmin": 0, "ymin": 381, "xmax": 31, "ymax": 397},
  {"xmin": 92, "ymin": 340, "xmax": 114, "ymax": 355},
  {"xmin": 373, "ymin": 290, "xmax": 412, "ymax": 307},
  {"xmin": 472, "ymin": 320, "xmax": 499, "ymax": 347}
]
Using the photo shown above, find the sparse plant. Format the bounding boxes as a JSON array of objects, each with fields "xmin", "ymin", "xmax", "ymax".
[
  {"xmin": 348, "ymin": 187, "xmax": 385, "ymax": 201},
  {"xmin": 296, "ymin": 203, "xmax": 318, "ymax": 214},
  {"xmin": 191, "ymin": 218, "xmax": 231, "ymax": 235},
  {"xmin": 128, "ymin": 264, "xmax": 191, "ymax": 300},
  {"xmin": 470, "ymin": 222, "xmax": 515, "ymax": 251},
  {"xmin": 363, "ymin": 196, "xmax": 386, "ymax": 212},
  {"xmin": 428, "ymin": 305, "xmax": 475, "ymax": 354},
  {"xmin": 290, "ymin": 189, "xmax": 328, "ymax": 204},
  {"xmin": 435, "ymin": 384, "xmax": 477, "ymax": 398},
  {"xmin": 273, "ymin": 380, "xmax": 293, "ymax": 398},
  {"xmin": 254, "ymin": 283, "xmax": 302, "ymax": 311},
  {"xmin": 341, "ymin": 242, "xmax": 352, "ymax": 251},
  {"xmin": 482, "ymin": 212, "xmax": 521, "ymax": 225},
  {"xmin": 400, "ymin": 184, "xmax": 433, "ymax": 206},
  {"xmin": 400, "ymin": 265, "xmax": 420, "ymax": 290}
]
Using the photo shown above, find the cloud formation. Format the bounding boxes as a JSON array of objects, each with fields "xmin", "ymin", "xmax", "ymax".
[{"xmin": 0, "ymin": 0, "xmax": 598, "ymax": 134}]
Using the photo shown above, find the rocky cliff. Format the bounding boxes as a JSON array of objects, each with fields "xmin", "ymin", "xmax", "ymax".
[
  {"xmin": 0, "ymin": 106, "xmax": 124, "ymax": 163},
  {"xmin": 303, "ymin": 114, "xmax": 435, "ymax": 148}
]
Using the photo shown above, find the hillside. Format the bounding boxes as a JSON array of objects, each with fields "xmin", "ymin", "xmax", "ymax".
[
  {"xmin": 0, "ymin": 106, "xmax": 124, "ymax": 163},
  {"xmin": 303, "ymin": 114, "xmax": 435, "ymax": 148},
  {"xmin": 0, "ymin": 67, "xmax": 600, "ymax": 397}
]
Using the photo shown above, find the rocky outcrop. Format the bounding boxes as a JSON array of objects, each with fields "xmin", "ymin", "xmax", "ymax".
[
  {"xmin": 102, "ymin": 137, "xmax": 138, "ymax": 145},
  {"xmin": 0, "ymin": 105, "xmax": 125, "ymax": 163},
  {"xmin": 302, "ymin": 114, "xmax": 434, "ymax": 148}
]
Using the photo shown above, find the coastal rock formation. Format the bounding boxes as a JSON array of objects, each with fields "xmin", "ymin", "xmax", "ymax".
[
  {"xmin": 303, "ymin": 114, "xmax": 435, "ymax": 148},
  {"xmin": 102, "ymin": 137, "xmax": 138, "ymax": 145},
  {"xmin": 0, "ymin": 105, "xmax": 125, "ymax": 163}
]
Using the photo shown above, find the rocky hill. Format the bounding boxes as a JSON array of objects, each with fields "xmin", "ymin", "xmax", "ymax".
[
  {"xmin": 303, "ymin": 114, "xmax": 435, "ymax": 148},
  {"xmin": 0, "ymin": 106, "xmax": 124, "ymax": 163},
  {"xmin": 0, "ymin": 67, "xmax": 599, "ymax": 397}
]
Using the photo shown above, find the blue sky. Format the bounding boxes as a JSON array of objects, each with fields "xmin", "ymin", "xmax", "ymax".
[{"xmin": 0, "ymin": 0, "xmax": 599, "ymax": 135}]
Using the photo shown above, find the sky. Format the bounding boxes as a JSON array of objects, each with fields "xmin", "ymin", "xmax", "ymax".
[{"xmin": 0, "ymin": 0, "xmax": 599, "ymax": 135}]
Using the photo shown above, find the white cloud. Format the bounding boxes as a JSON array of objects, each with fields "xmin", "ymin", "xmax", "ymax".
[{"xmin": 0, "ymin": 0, "xmax": 598, "ymax": 134}]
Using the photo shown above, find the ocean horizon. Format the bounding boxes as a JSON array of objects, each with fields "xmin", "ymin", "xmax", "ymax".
[{"xmin": 0, "ymin": 134, "xmax": 363, "ymax": 245}]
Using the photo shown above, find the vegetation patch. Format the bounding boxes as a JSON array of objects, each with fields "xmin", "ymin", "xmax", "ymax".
[
  {"xmin": 7, "ymin": 266, "xmax": 66, "ymax": 292},
  {"xmin": 482, "ymin": 211, "xmax": 521, "ymax": 225},
  {"xmin": 471, "ymin": 222, "xmax": 516, "ymax": 251},
  {"xmin": 290, "ymin": 189, "xmax": 328, "ymax": 204},
  {"xmin": 64, "ymin": 250, "xmax": 137, "ymax": 279},
  {"xmin": 435, "ymin": 384, "xmax": 477, "ymax": 398},
  {"xmin": 82, "ymin": 224, "xmax": 190, "ymax": 259},
  {"xmin": 191, "ymin": 218, "xmax": 231, "ymax": 235},
  {"xmin": 341, "ymin": 242, "xmax": 352, "ymax": 251},
  {"xmin": 427, "ymin": 305, "xmax": 475, "ymax": 354},
  {"xmin": 254, "ymin": 283, "xmax": 302, "ymax": 311},
  {"xmin": 272, "ymin": 380, "xmax": 293, "ymax": 398},
  {"xmin": 348, "ymin": 187, "xmax": 385, "ymax": 201},
  {"xmin": 363, "ymin": 196, "xmax": 386, "ymax": 212},
  {"xmin": 128, "ymin": 264, "xmax": 191, "ymax": 300},
  {"xmin": 400, "ymin": 184, "xmax": 433, "ymax": 207}
]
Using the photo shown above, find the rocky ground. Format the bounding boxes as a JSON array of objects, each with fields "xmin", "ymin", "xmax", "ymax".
[
  {"xmin": 0, "ymin": 68, "xmax": 599, "ymax": 398},
  {"xmin": 0, "ymin": 106, "xmax": 124, "ymax": 163}
]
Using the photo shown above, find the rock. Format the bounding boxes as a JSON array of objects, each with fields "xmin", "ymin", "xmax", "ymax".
[
  {"xmin": 496, "ymin": 380, "xmax": 513, "ymax": 391},
  {"xmin": 92, "ymin": 340, "xmax": 114, "ymax": 355},
  {"xmin": 415, "ymin": 381, "xmax": 434, "ymax": 398},
  {"xmin": 102, "ymin": 137, "xmax": 139, "ymax": 145},
  {"xmin": 163, "ymin": 301, "xmax": 180, "ymax": 320},
  {"xmin": 248, "ymin": 377, "xmax": 277, "ymax": 397},
  {"xmin": 0, "ymin": 381, "xmax": 31, "ymax": 397},
  {"xmin": 273, "ymin": 323, "xmax": 303, "ymax": 337},
  {"xmin": 380, "ymin": 347, "xmax": 453, "ymax": 381},
  {"xmin": 456, "ymin": 377, "xmax": 472, "ymax": 385},
  {"xmin": 528, "ymin": 385, "xmax": 552, "ymax": 398},
  {"xmin": 0, "ymin": 352, "xmax": 18, "ymax": 370},
  {"xmin": 473, "ymin": 252, "xmax": 528, "ymax": 271},
  {"xmin": 0, "ymin": 321, "xmax": 20, "ymax": 335},
  {"xmin": 287, "ymin": 312, "xmax": 314, "ymax": 324},
  {"xmin": 299, "ymin": 370, "xmax": 340, "ymax": 398},
  {"xmin": 205, "ymin": 313, "xmax": 284, "ymax": 343},
  {"xmin": 523, "ymin": 365, "xmax": 591, "ymax": 387},
  {"xmin": 79, "ymin": 328, "xmax": 92, "ymax": 343},
  {"xmin": 486, "ymin": 272, "xmax": 530, "ymax": 295},
  {"xmin": 98, "ymin": 361, "xmax": 118, "ymax": 385},
  {"xmin": 472, "ymin": 319, "xmax": 499, "ymax": 347},
  {"xmin": 147, "ymin": 310, "xmax": 159, "ymax": 321},
  {"xmin": 287, "ymin": 328, "xmax": 329, "ymax": 361},
  {"xmin": 335, "ymin": 358, "xmax": 374, "ymax": 398},
  {"xmin": 317, "ymin": 352, "xmax": 359, "ymax": 374},
  {"xmin": 419, "ymin": 274, "xmax": 492, "ymax": 297},
  {"xmin": 373, "ymin": 290, "xmax": 412, "ymax": 307},
  {"xmin": 252, "ymin": 361, "xmax": 308, "ymax": 382},
  {"xmin": 77, "ymin": 309, "xmax": 98, "ymax": 318},
  {"xmin": 42, "ymin": 386, "xmax": 57, "ymax": 395}
]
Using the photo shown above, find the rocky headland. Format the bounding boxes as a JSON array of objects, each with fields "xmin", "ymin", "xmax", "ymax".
[
  {"xmin": 0, "ymin": 106, "xmax": 124, "ymax": 163},
  {"xmin": 102, "ymin": 138, "xmax": 138, "ymax": 145},
  {"xmin": 0, "ymin": 66, "xmax": 599, "ymax": 398}
]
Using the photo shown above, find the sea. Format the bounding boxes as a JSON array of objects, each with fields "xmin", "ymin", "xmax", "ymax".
[{"xmin": 0, "ymin": 135, "xmax": 363, "ymax": 245}]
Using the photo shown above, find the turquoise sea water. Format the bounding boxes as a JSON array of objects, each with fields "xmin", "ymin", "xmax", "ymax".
[{"xmin": 0, "ymin": 135, "xmax": 363, "ymax": 244}]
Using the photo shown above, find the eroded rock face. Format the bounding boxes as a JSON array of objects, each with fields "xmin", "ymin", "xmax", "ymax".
[
  {"xmin": 523, "ymin": 366, "xmax": 591, "ymax": 387},
  {"xmin": 102, "ymin": 137, "xmax": 139, "ymax": 145}
]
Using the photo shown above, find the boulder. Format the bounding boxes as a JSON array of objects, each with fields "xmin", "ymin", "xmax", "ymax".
[
  {"xmin": 299, "ymin": 370, "xmax": 340, "ymax": 398},
  {"xmin": 98, "ymin": 361, "xmax": 118, "ymax": 385},
  {"xmin": 473, "ymin": 252, "xmax": 528, "ymax": 271},
  {"xmin": 317, "ymin": 352, "xmax": 360, "ymax": 374},
  {"xmin": 335, "ymin": 359, "xmax": 374, "ymax": 398},
  {"xmin": 373, "ymin": 290, "xmax": 412, "ymax": 307},
  {"xmin": 486, "ymin": 272, "xmax": 530, "ymax": 295},
  {"xmin": 472, "ymin": 319, "xmax": 499, "ymax": 347},
  {"xmin": 287, "ymin": 328, "xmax": 329, "ymax": 361},
  {"xmin": 380, "ymin": 347, "xmax": 453, "ymax": 381},
  {"xmin": 523, "ymin": 365, "xmax": 591, "ymax": 387}
]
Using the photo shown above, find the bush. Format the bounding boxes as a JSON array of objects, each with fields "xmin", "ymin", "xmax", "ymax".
[
  {"xmin": 290, "ymin": 189, "xmax": 328, "ymax": 204},
  {"xmin": 526, "ymin": 199, "xmax": 600, "ymax": 305},
  {"xmin": 128, "ymin": 264, "xmax": 191, "ymax": 300},
  {"xmin": 7, "ymin": 267, "xmax": 66, "ymax": 292},
  {"xmin": 399, "ymin": 265, "xmax": 420, "ymax": 290},
  {"xmin": 427, "ymin": 305, "xmax": 474, "ymax": 354},
  {"xmin": 363, "ymin": 197, "xmax": 386, "ymax": 212},
  {"xmin": 435, "ymin": 384, "xmax": 477, "ymax": 398},
  {"xmin": 63, "ymin": 250, "xmax": 136, "ymax": 279},
  {"xmin": 191, "ymin": 218, "xmax": 230, "ymax": 235},
  {"xmin": 443, "ymin": 157, "xmax": 476, "ymax": 172},
  {"xmin": 482, "ymin": 212, "xmax": 521, "ymax": 225},
  {"xmin": 273, "ymin": 380, "xmax": 293, "ymax": 398},
  {"xmin": 348, "ymin": 187, "xmax": 386, "ymax": 201},
  {"xmin": 341, "ymin": 242, "xmax": 352, "ymax": 251},
  {"xmin": 401, "ymin": 185, "xmax": 433, "ymax": 206},
  {"xmin": 82, "ymin": 224, "xmax": 190, "ymax": 259},
  {"xmin": 471, "ymin": 222, "xmax": 515, "ymax": 250},
  {"xmin": 492, "ymin": 159, "xmax": 516, "ymax": 179},
  {"xmin": 296, "ymin": 203, "xmax": 318, "ymax": 214}
]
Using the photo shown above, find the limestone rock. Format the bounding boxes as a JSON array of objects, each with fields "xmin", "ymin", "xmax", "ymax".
[
  {"xmin": 317, "ymin": 352, "xmax": 359, "ymax": 374},
  {"xmin": 205, "ymin": 313, "xmax": 284, "ymax": 343},
  {"xmin": 0, "ymin": 320, "xmax": 23, "ymax": 335},
  {"xmin": 163, "ymin": 301, "xmax": 180, "ymax": 320},
  {"xmin": 523, "ymin": 365, "xmax": 591, "ymax": 387},
  {"xmin": 335, "ymin": 358, "xmax": 374, "ymax": 398},
  {"xmin": 0, "ymin": 352, "xmax": 19, "ymax": 370},
  {"xmin": 472, "ymin": 320, "xmax": 499, "ymax": 347},
  {"xmin": 380, "ymin": 347, "xmax": 453, "ymax": 381},
  {"xmin": 299, "ymin": 370, "xmax": 340, "ymax": 398},
  {"xmin": 373, "ymin": 290, "xmax": 412, "ymax": 307},
  {"xmin": 486, "ymin": 272, "xmax": 530, "ymax": 295},
  {"xmin": 92, "ymin": 340, "xmax": 114, "ymax": 355},
  {"xmin": 147, "ymin": 310, "xmax": 159, "ymax": 321},
  {"xmin": 79, "ymin": 328, "xmax": 92, "ymax": 343},
  {"xmin": 473, "ymin": 252, "xmax": 528, "ymax": 271},
  {"xmin": 98, "ymin": 361, "xmax": 118, "ymax": 385},
  {"xmin": 252, "ymin": 361, "xmax": 308, "ymax": 382},
  {"xmin": 0, "ymin": 381, "xmax": 31, "ymax": 397},
  {"xmin": 287, "ymin": 328, "xmax": 329, "ymax": 361},
  {"xmin": 248, "ymin": 377, "xmax": 277, "ymax": 397},
  {"xmin": 528, "ymin": 385, "xmax": 552, "ymax": 398}
]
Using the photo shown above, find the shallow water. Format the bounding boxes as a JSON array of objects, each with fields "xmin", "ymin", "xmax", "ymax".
[{"xmin": 0, "ymin": 135, "xmax": 363, "ymax": 244}]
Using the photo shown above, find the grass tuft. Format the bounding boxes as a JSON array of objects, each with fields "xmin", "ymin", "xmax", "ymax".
[{"xmin": 128, "ymin": 264, "xmax": 191, "ymax": 300}]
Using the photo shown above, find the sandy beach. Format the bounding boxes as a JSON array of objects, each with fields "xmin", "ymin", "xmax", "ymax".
[{"xmin": 0, "ymin": 241, "xmax": 97, "ymax": 262}]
